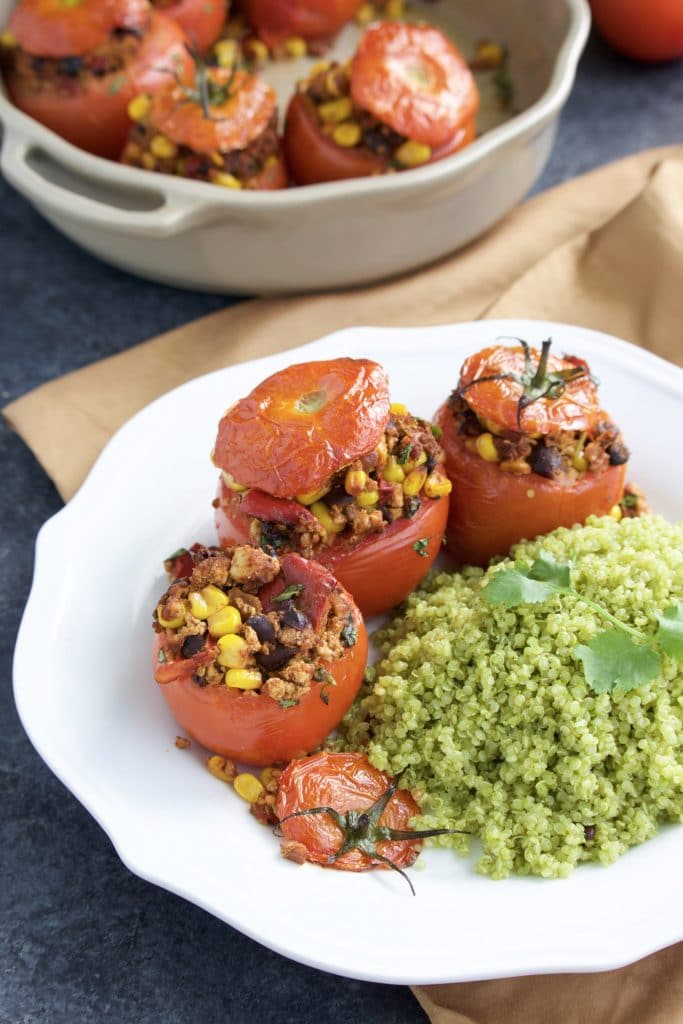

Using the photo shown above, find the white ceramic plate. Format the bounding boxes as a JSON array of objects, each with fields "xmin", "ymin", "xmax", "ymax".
[{"xmin": 14, "ymin": 320, "xmax": 683, "ymax": 984}]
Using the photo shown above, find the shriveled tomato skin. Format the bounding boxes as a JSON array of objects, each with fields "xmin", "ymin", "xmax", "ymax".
[
  {"xmin": 8, "ymin": 0, "xmax": 149, "ymax": 58},
  {"xmin": 215, "ymin": 480, "xmax": 449, "ymax": 618},
  {"xmin": 435, "ymin": 400, "xmax": 627, "ymax": 567},
  {"xmin": 6, "ymin": 12, "xmax": 192, "ymax": 159},
  {"xmin": 458, "ymin": 345, "xmax": 601, "ymax": 436},
  {"xmin": 284, "ymin": 92, "xmax": 474, "ymax": 186},
  {"xmin": 214, "ymin": 359, "xmax": 391, "ymax": 498},
  {"xmin": 277, "ymin": 751, "xmax": 421, "ymax": 871},
  {"xmin": 245, "ymin": 0, "xmax": 363, "ymax": 45},
  {"xmin": 351, "ymin": 21, "xmax": 479, "ymax": 148},
  {"xmin": 155, "ymin": 0, "xmax": 228, "ymax": 53},
  {"xmin": 153, "ymin": 588, "xmax": 367, "ymax": 765}
]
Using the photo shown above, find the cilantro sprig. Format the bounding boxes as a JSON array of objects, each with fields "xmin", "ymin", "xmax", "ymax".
[{"xmin": 482, "ymin": 553, "xmax": 683, "ymax": 694}]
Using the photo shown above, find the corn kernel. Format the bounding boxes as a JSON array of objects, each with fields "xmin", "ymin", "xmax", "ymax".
[
  {"xmin": 207, "ymin": 604, "xmax": 242, "ymax": 638},
  {"xmin": 190, "ymin": 585, "xmax": 229, "ymax": 620},
  {"xmin": 225, "ymin": 668, "xmax": 262, "ymax": 689},
  {"xmin": 210, "ymin": 150, "xmax": 225, "ymax": 168},
  {"xmin": 260, "ymin": 766, "xmax": 278, "ymax": 788},
  {"xmin": 284, "ymin": 36, "xmax": 307, "ymax": 57},
  {"xmin": 221, "ymin": 470, "xmax": 247, "ymax": 492},
  {"xmin": 234, "ymin": 773, "xmax": 264, "ymax": 802},
  {"xmin": 403, "ymin": 466, "xmax": 427, "ymax": 497},
  {"xmin": 311, "ymin": 501, "xmax": 345, "ymax": 534},
  {"xmin": 390, "ymin": 402, "xmax": 408, "ymax": 416},
  {"xmin": 212, "ymin": 171, "xmax": 242, "ymax": 189},
  {"xmin": 127, "ymin": 94, "xmax": 150, "ymax": 122},
  {"xmin": 207, "ymin": 754, "xmax": 236, "ymax": 782},
  {"xmin": 385, "ymin": 0, "xmax": 404, "ymax": 16},
  {"xmin": 0, "ymin": 30, "xmax": 17, "ymax": 48},
  {"xmin": 157, "ymin": 604, "xmax": 185, "ymax": 629},
  {"xmin": 474, "ymin": 41, "xmax": 505, "ymax": 69},
  {"xmin": 424, "ymin": 470, "xmax": 453, "ymax": 498},
  {"xmin": 609, "ymin": 504, "xmax": 623, "ymax": 522},
  {"xmin": 217, "ymin": 633, "xmax": 250, "ymax": 668},
  {"xmin": 402, "ymin": 450, "xmax": 427, "ymax": 473},
  {"xmin": 244, "ymin": 37, "xmax": 268, "ymax": 62},
  {"xmin": 355, "ymin": 2, "xmax": 376, "ymax": 24},
  {"xmin": 333, "ymin": 122, "xmax": 362, "ymax": 147},
  {"xmin": 474, "ymin": 432, "xmax": 499, "ymax": 463},
  {"xmin": 214, "ymin": 38, "xmax": 238, "ymax": 67},
  {"xmin": 296, "ymin": 484, "xmax": 330, "ymax": 505},
  {"xmin": 141, "ymin": 153, "xmax": 156, "ymax": 170},
  {"xmin": 318, "ymin": 96, "xmax": 353, "ymax": 124},
  {"xmin": 573, "ymin": 452, "xmax": 587, "ymax": 472},
  {"xmin": 383, "ymin": 456, "xmax": 405, "ymax": 484},
  {"xmin": 394, "ymin": 140, "xmax": 432, "ymax": 168},
  {"xmin": 356, "ymin": 489, "xmax": 380, "ymax": 507},
  {"xmin": 344, "ymin": 468, "xmax": 368, "ymax": 495},
  {"xmin": 309, "ymin": 60, "xmax": 330, "ymax": 76},
  {"xmin": 150, "ymin": 134, "xmax": 177, "ymax": 160}
]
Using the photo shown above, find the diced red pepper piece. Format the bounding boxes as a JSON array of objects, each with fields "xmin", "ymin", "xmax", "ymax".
[
  {"xmin": 261, "ymin": 553, "xmax": 336, "ymax": 631},
  {"xmin": 240, "ymin": 489, "xmax": 319, "ymax": 530}
]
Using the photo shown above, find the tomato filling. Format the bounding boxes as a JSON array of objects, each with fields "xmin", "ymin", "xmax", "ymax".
[
  {"xmin": 218, "ymin": 407, "xmax": 452, "ymax": 557},
  {"xmin": 123, "ymin": 108, "xmax": 281, "ymax": 183},
  {"xmin": 447, "ymin": 392, "xmax": 630, "ymax": 481},
  {"xmin": 0, "ymin": 24, "xmax": 145, "ymax": 91},
  {"xmin": 154, "ymin": 544, "xmax": 360, "ymax": 706}
]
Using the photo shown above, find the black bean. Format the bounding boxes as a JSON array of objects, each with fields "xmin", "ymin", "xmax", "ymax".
[
  {"xmin": 340, "ymin": 617, "xmax": 357, "ymax": 648},
  {"xmin": 59, "ymin": 57, "xmax": 82, "ymax": 77},
  {"xmin": 404, "ymin": 496, "xmax": 421, "ymax": 519},
  {"xmin": 529, "ymin": 444, "xmax": 564, "ymax": 479},
  {"xmin": 255, "ymin": 645, "xmax": 297, "ymax": 672},
  {"xmin": 426, "ymin": 453, "xmax": 437, "ymax": 473},
  {"xmin": 192, "ymin": 672, "xmax": 208, "ymax": 688},
  {"xmin": 246, "ymin": 614, "xmax": 276, "ymax": 644},
  {"xmin": 182, "ymin": 634, "xmax": 206, "ymax": 658},
  {"xmin": 608, "ymin": 443, "xmax": 629, "ymax": 466},
  {"xmin": 325, "ymin": 485, "xmax": 354, "ymax": 507},
  {"xmin": 281, "ymin": 604, "xmax": 311, "ymax": 630},
  {"xmin": 584, "ymin": 824, "xmax": 596, "ymax": 841}
]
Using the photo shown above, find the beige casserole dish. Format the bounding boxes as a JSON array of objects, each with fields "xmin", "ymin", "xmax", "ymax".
[{"xmin": 0, "ymin": 0, "xmax": 589, "ymax": 294}]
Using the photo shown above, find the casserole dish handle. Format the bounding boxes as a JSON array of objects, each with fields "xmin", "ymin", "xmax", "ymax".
[{"xmin": 1, "ymin": 134, "xmax": 201, "ymax": 239}]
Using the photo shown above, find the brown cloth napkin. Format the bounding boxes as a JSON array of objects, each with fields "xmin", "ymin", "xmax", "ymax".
[
  {"xmin": 5, "ymin": 145, "xmax": 683, "ymax": 1022},
  {"xmin": 5, "ymin": 144, "xmax": 683, "ymax": 501}
]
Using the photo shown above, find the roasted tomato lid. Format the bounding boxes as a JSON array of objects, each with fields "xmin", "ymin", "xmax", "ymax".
[{"xmin": 8, "ymin": 0, "xmax": 149, "ymax": 58}]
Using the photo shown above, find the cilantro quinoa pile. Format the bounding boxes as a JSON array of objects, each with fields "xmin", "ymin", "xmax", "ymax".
[{"xmin": 337, "ymin": 515, "xmax": 683, "ymax": 878}]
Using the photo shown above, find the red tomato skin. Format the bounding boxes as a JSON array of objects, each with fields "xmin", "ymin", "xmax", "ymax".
[
  {"xmin": 277, "ymin": 751, "xmax": 421, "ymax": 871},
  {"xmin": 245, "ymin": 0, "xmax": 363, "ymax": 45},
  {"xmin": 284, "ymin": 92, "xmax": 475, "ymax": 186},
  {"xmin": 6, "ymin": 12, "xmax": 192, "ymax": 159},
  {"xmin": 435, "ymin": 400, "xmax": 627, "ymax": 567},
  {"xmin": 215, "ymin": 479, "xmax": 449, "ymax": 618},
  {"xmin": 213, "ymin": 359, "xmax": 390, "ymax": 499},
  {"xmin": 590, "ymin": 0, "xmax": 683, "ymax": 62},
  {"xmin": 157, "ymin": 0, "xmax": 228, "ymax": 53},
  {"xmin": 8, "ymin": 0, "xmax": 149, "ymax": 58},
  {"xmin": 351, "ymin": 21, "xmax": 479, "ymax": 148},
  {"xmin": 153, "ymin": 592, "xmax": 367, "ymax": 765}
]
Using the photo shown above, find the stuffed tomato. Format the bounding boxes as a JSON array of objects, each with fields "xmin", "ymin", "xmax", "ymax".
[
  {"xmin": 213, "ymin": 358, "xmax": 451, "ymax": 618},
  {"xmin": 1, "ymin": 0, "xmax": 192, "ymax": 159},
  {"xmin": 121, "ymin": 58, "xmax": 287, "ymax": 187},
  {"xmin": 153, "ymin": 542, "xmax": 367, "ymax": 764},
  {"xmin": 284, "ymin": 21, "xmax": 478, "ymax": 185},
  {"xmin": 435, "ymin": 340, "xmax": 630, "ymax": 566},
  {"xmin": 150, "ymin": 0, "xmax": 228, "ymax": 53}
]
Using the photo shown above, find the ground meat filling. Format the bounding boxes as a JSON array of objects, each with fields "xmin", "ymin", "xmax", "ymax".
[
  {"xmin": 223, "ymin": 409, "xmax": 451, "ymax": 558},
  {"xmin": 123, "ymin": 110, "xmax": 280, "ymax": 183},
  {"xmin": 154, "ymin": 544, "xmax": 358, "ymax": 705},
  {"xmin": 448, "ymin": 393, "xmax": 630, "ymax": 481},
  {"xmin": 1, "ymin": 27, "xmax": 146, "ymax": 92},
  {"xmin": 299, "ymin": 60, "xmax": 409, "ymax": 167}
]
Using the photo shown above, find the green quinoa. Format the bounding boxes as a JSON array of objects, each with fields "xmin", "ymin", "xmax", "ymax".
[{"xmin": 337, "ymin": 515, "xmax": 683, "ymax": 878}]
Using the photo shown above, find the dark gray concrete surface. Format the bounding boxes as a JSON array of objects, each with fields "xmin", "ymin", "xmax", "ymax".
[{"xmin": 1, "ymin": 29, "xmax": 682, "ymax": 1024}]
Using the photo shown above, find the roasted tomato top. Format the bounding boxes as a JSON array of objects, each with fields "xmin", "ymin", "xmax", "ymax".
[
  {"xmin": 457, "ymin": 342, "xmax": 602, "ymax": 436},
  {"xmin": 150, "ymin": 0, "xmax": 227, "ymax": 54},
  {"xmin": 276, "ymin": 752, "xmax": 422, "ymax": 872},
  {"xmin": 148, "ymin": 66, "xmax": 277, "ymax": 153},
  {"xmin": 244, "ymin": 0, "xmax": 363, "ymax": 46},
  {"xmin": 214, "ymin": 358, "xmax": 391, "ymax": 498},
  {"xmin": 351, "ymin": 21, "xmax": 479, "ymax": 148},
  {"xmin": 153, "ymin": 543, "xmax": 367, "ymax": 763},
  {"xmin": 8, "ymin": 0, "xmax": 150, "ymax": 57}
]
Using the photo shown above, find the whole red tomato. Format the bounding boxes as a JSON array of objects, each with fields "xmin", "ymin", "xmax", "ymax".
[{"xmin": 590, "ymin": 0, "xmax": 683, "ymax": 62}]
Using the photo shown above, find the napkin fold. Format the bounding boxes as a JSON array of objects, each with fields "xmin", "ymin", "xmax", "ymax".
[
  {"xmin": 5, "ymin": 144, "xmax": 682, "ymax": 500},
  {"xmin": 5, "ymin": 144, "xmax": 683, "ymax": 1023}
]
